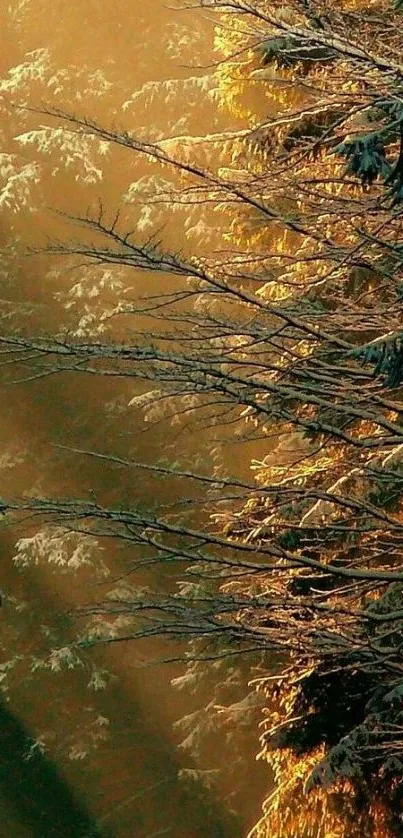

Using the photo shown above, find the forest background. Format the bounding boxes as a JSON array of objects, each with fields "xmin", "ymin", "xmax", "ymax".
[{"xmin": 3, "ymin": 0, "xmax": 403, "ymax": 836}]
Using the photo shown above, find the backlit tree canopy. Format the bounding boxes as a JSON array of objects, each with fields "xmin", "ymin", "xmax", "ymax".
[{"xmin": 4, "ymin": 0, "xmax": 403, "ymax": 835}]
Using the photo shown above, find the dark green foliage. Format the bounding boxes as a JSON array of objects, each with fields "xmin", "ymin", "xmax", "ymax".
[
  {"xmin": 364, "ymin": 582, "xmax": 403, "ymax": 619},
  {"xmin": 334, "ymin": 133, "xmax": 390, "ymax": 186},
  {"xmin": 267, "ymin": 663, "xmax": 377, "ymax": 756},
  {"xmin": 350, "ymin": 334, "xmax": 403, "ymax": 387},
  {"xmin": 306, "ymin": 676, "xmax": 403, "ymax": 793},
  {"xmin": 366, "ymin": 471, "xmax": 403, "ymax": 509},
  {"xmin": 333, "ymin": 109, "xmax": 403, "ymax": 204},
  {"xmin": 384, "ymin": 135, "xmax": 403, "ymax": 205},
  {"xmin": 377, "ymin": 97, "xmax": 403, "ymax": 122},
  {"xmin": 288, "ymin": 571, "xmax": 342, "ymax": 596},
  {"xmin": 277, "ymin": 528, "xmax": 303, "ymax": 550}
]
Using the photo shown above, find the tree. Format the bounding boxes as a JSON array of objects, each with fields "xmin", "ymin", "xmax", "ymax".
[{"xmin": 4, "ymin": 0, "xmax": 403, "ymax": 835}]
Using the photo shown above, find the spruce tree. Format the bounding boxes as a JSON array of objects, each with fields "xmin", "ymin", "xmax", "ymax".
[{"xmin": 4, "ymin": 0, "xmax": 403, "ymax": 835}]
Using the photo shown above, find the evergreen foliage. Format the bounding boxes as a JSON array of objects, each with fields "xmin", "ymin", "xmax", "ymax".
[
  {"xmin": 6, "ymin": 0, "xmax": 403, "ymax": 836},
  {"xmin": 351, "ymin": 334, "xmax": 403, "ymax": 387},
  {"xmin": 334, "ymin": 134, "xmax": 390, "ymax": 187}
]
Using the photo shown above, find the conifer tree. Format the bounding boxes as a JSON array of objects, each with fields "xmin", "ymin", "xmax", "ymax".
[{"xmin": 5, "ymin": 0, "xmax": 403, "ymax": 834}]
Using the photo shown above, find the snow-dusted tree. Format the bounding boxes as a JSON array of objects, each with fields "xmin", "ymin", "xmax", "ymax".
[{"xmin": 5, "ymin": 0, "xmax": 403, "ymax": 835}]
